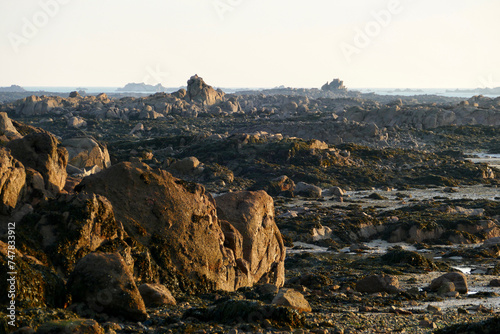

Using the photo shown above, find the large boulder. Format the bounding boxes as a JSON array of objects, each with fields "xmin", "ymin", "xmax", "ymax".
[
  {"xmin": 6, "ymin": 132, "xmax": 68, "ymax": 194},
  {"xmin": 19, "ymin": 193, "xmax": 124, "ymax": 276},
  {"xmin": 75, "ymin": 162, "xmax": 245, "ymax": 292},
  {"xmin": 62, "ymin": 137, "xmax": 111, "ymax": 170},
  {"xmin": 186, "ymin": 75, "xmax": 225, "ymax": 106},
  {"xmin": 215, "ymin": 191, "xmax": 286, "ymax": 287},
  {"xmin": 0, "ymin": 148, "xmax": 26, "ymax": 214},
  {"xmin": 67, "ymin": 252, "xmax": 147, "ymax": 321}
]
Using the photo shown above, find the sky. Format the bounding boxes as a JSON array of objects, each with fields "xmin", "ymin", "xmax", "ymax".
[{"xmin": 0, "ymin": 0, "xmax": 499, "ymax": 89}]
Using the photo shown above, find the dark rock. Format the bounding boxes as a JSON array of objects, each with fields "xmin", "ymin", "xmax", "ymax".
[
  {"xmin": 215, "ymin": 191, "xmax": 286, "ymax": 287},
  {"xmin": 183, "ymin": 299, "xmax": 305, "ymax": 327},
  {"xmin": 138, "ymin": 283, "xmax": 176, "ymax": 307},
  {"xmin": 19, "ymin": 193, "xmax": 123, "ymax": 276},
  {"xmin": 356, "ymin": 274, "xmax": 400, "ymax": 294},
  {"xmin": 0, "ymin": 241, "xmax": 66, "ymax": 309},
  {"xmin": 428, "ymin": 272, "xmax": 468, "ymax": 294},
  {"xmin": 35, "ymin": 319, "xmax": 104, "ymax": 334},
  {"xmin": 67, "ymin": 252, "xmax": 147, "ymax": 321}
]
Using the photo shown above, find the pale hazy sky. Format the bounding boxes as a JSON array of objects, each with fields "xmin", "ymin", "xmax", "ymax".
[{"xmin": 0, "ymin": 0, "xmax": 499, "ymax": 88}]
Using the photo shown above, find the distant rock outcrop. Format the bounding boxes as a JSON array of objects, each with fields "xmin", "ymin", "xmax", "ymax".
[
  {"xmin": 117, "ymin": 82, "xmax": 168, "ymax": 92},
  {"xmin": 0, "ymin": 85, "xmax": 25, "ymax": 92},
  {"xmin": 321, "ymin": 79, "xmax": 347, "ymax": 92},
  {"xmin": 187, "ymin": 75, "xmax": 225, "ymax": 105}
]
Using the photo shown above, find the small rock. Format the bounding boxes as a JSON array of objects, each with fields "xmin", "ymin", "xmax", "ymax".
[
  {"xmin": 272, "ymin": 288, "xmax": 312, "ymax": 312},
  {"xmin": 138, "ymin": 283, "xmax": 176, "ymax": 307},
  {"xmin": 429, "ymin": 272, "xmax": 468, "ymax": 294},
  {"xmin": 427, "ymin": 305, "xmax": 442, "ymax": 313}
]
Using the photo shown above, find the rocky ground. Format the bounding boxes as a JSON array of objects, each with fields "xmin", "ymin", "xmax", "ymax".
[{"xmin": 0, "ymin": 77, "xmax": 500, "ymax": 333}]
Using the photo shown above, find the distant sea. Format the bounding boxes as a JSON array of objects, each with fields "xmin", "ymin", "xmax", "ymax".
[{"xmin": 22, "ymin": 87, "xmax": 500, "ymax": 99}]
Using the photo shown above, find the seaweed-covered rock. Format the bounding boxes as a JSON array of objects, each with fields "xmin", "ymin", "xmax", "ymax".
[
  {"xmin": 267, "ymin": 175, "xmax": 295, "ymax": 196},
  {"xmin": 435, "ymin": 316, "xmax": 500, "ymax": 334},
  {"xmin": 381, "ymin": 249, "xmax": 437, "ymax": 270},
  {"xmin": 356, "ymin": 274, "xmax": 400, "ymax": 294},
  {"xmin": 428, "ymin": 272, "xmax": 468, "ymax": 294},
  {"xmin": 35, "ymin": 319, "xmax": 104, "ymax": 334},
  {"xmin": 19, "ymin": 193, "xmax": 123, "ymax": 276},
  {"xmin": 6, "ymin": 132, "xmax": 68, "ymax": 194},
  {"xmin": 215, "ymin": 191, "xmax": 286, "ymax": 287},
  {"xmin": 0, "ymin": 148, "xmax": 25, "ymax": 214},
  {"xmin": 183, "ymin": 299, "xmax": 305, "ymax": 327},
  {"xmin": 66, "ymin": 252, "xmax": 147, "ymax": 321},
  {"xmin": 0, "ymin": 241, "xmax": 66, "ymax": 309}
]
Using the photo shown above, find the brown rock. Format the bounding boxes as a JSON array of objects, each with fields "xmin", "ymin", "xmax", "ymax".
[
  {"xmin": 62, "ymin": 137, "xmax": 111, "ymax": 170},
  {"xmin": 0, "ymin": 112, "xmax": 22, "ymax": 140},
  {"xmin": 23, "ymin": 193, "xmax": 123, "ymax": 276},
  {"xmin": 186, "ymin": 75, "xmax": 225, "ymax": 106},
  {"xmin": 271, "ymin": 288, "xmax": 312, "ymax": 312},
  {"xmin": 215, "ymin": 191, "xmax": 286, "ymax": 287},
  {"xmin": 36, "ymin": 319, "xmax": 104, "ymax": 334},
  {"xmin": 489, "ymin": 279, "xmax": 500, "ymax": 287},
  {"xmin": 67, "ymin": 252, "xmax": 147, "ymax": 321},
  {"xmin": 356, "ymin": 274, "xmax": 400, "ymax": 294},
  {"xmin": 76, "ymin": 162, "xmax": 243, "ymax": 292},
  {"xmin": 138, "ymin": 283, "xmax": 176, "ymax": 307},
  {"xmin": 6, "ymin": 132, "xmax": 68, "ymax": 194},
  {"xmin": 0, "ymin": 148, "xmax": 26, "ymax": 214},
  {"xmin": 429, "ymin": 272, "xmax": 468, "ymax": 294}
]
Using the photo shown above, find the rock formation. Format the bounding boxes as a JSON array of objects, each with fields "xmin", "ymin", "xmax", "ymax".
[{"xmin": 186, "ymin": 75, "xmax": 225, "ymax": 106}]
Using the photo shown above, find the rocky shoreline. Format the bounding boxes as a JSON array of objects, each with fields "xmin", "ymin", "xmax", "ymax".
[{"xmin": 1, "ymin": 76, "xmax": 500, "ymax": 334}]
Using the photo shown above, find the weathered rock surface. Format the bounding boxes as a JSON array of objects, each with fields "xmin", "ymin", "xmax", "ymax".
[
  {"xmin": 215, "ymin": 191, "xmax": 286, "ymax": 287},
  {"xmin": 76, "ymin": 162, "xmax": 255, "ymax": 292},
  {"xmin": 6, "ymin": 132, "xmax": 68, "ymax": 194},
  {"xmin": 67, "ymin": 252, "xmax": 147, "ymax": 321},
  {"xmin": 294, "ymin": 182, "xmax": 322, "ymax": 198},
  {"xmin": 0, "ymin": 148, "xmax": 26, "ymax": 214},
  {"xmin": 62, "ymin": 137, "xmax": 111, "ymax": 170},
  {"xmin": 428, "ymin": 272, "xmax": 468, "ymax": 294},
  {"xmin": 271, "ymin": 288, "xmax": 312, "ymax": 312},
  {"xmin": 186, "ymin": 75, "xmax": 225, "ymax": 106},
  {"xmin": 138, "ymin": 283, "xmax": 176, "ymax": 307},
  {"xmin": 356, "ymin": 274, "xmax": 401, "ymax": 294},
  {"xmin": 0, "ymin": 241, "xmax": 66, "ymax": 309},
  {"xmin": 0, "ymin": 112, "xmax": 21, "ymax": 140},
  {"xmin": 20, "ymin": 193, "xmax": 123, "ymax": 276},
  {"xmin": 35, "ymin": 319, "xmax": 105, "ymax": 334}
]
